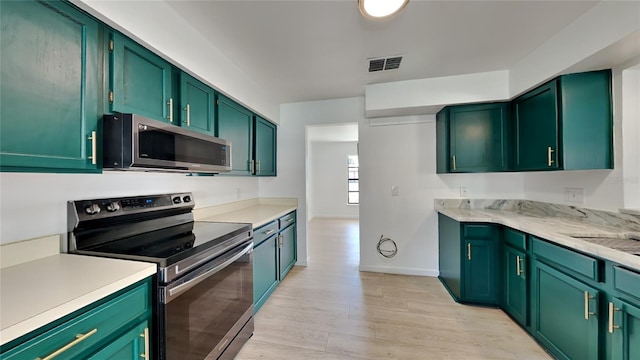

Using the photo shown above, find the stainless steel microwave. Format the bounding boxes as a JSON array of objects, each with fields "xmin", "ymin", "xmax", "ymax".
[{"xmin": 102, "ymin": 113, "xmax": 231, "ymax": 173}]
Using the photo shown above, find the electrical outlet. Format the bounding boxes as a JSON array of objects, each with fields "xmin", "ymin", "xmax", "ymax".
[
  {"xmin": 564, "ymin": 187, "xmax": 584, "ymax": 203},
  {"xmin": 459, "ymin": 186, "xmax": 468, "ymax": 198},
  {"xmin": 391, "ymin": 186, "xmax": 399, "ymax": 197}
]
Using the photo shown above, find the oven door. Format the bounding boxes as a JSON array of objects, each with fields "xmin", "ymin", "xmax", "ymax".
[{"xmin": 159, "ymin": 240, "xmax": 253, "ymax": 360}]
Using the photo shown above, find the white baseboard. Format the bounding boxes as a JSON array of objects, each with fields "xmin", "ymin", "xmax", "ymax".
[{"xmin": 358, "ymin": 265, "xmax": 439, "ymax": 277}]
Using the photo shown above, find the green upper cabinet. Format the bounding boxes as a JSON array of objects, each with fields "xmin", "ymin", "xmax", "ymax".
[
  {"xmin": 179, "ymin": 72, "xmax": 215, "ymax": 136},
  {"xmin": 513, "ymin": 70, "xmax": 613, "ymax": 171},
  {"xmin": 217, "ymin": 94, "xmax": 253, "ymax": 175},
  {"xmin": 436, "ymin": 102, "xmax": 510, "ymax": 173},
  {"xmin": 109, "ymin": 32, "xmax": 173, "ymax": 123},
  {"xmin": 254, "ymin": 116, "xmax": 277, "ymax": 176},
  {"xmin": 0, "ymin": 0, "xmax": 101, "ymax": 172}
]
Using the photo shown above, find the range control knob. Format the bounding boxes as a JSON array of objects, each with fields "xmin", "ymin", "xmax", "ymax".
[
  {"xmin": 172, "ymin": 196, "xmax": 182, "ymax": 204},
  {"xmin": 182, "ymin": 195, "xmax": 192, "ymax": 203},
  {"xmin": 84, "ymin": 203, "xmax": 101, "ymax": 215},
  {"xmin": 106, "ymin": 202, "xmax": 120, "ymax": 212}
]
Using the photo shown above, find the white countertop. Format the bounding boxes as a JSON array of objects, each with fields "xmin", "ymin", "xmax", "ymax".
[
  {"xmin": 0, "ymin": 254, "xmax": 156, "ymax": 346},
  {"xmin": 436, "ymin": 207, "xmax": 640, "ymax": 271},
  {"xmin": 199, "ymin": 204, "xmax": 297, "ymax": 228}
]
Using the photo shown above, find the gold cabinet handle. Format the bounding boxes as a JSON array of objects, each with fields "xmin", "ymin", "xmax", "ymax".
[
  {"xmin": 286, "ymin": 218, "xmax": 293, "ymax": 223},
  {"xmin": 608, "ymin": 302, "xmax": 621, "ymax": 334},
  {"xmin": 36, "ymin": 328, "xmax": 97, "ymax": 360},
  {"xmin": 467, "ymin": 243, "xmax": 471, "ymax": 260},
  {"xmin": 256, "ymin": 160, "xmax": 261, "ymax": 174},
  {"xmin": 264, "ymin": 229, "xmax": 275, "ymax": 236},
  {"xmin": 140, "ymin": 327, "xmax": 149, "ymax": 359},
  {"xmin": 88, "ymin": 131, "xmax": 97, "ymax": 165},
  {"xmin": 584, "ymin": 291, "xmax": 595, "ymax": 320},
  {"xmin": 167, "ymin": 98, "xmax": 173, "ymax": 123},
  {"xmin": 452, "ymin": 155, "xmax": 457, "ymax": 171},
  {"xmin": 278, "ymin": 234, "xmax": 283, "ymax": 248},
  {"xmin": 249, "ymin": 160, "xmax": 255, "ymax": 174},
  {"xmin": 548, "ymin": 146, "xmax": 554, "ymax": 167},
  {"xmin": 516, "ymin": 255, "xmax": 522, "ymax": 276},
  {"xmin": 185, "ymin": 104, "xmax": 191, "ymax": 126}
]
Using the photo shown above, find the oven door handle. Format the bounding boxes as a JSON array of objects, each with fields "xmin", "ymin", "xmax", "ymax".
[{"xmin": 164, "ymin": 241, "xmax": 253, "ymax": 303}]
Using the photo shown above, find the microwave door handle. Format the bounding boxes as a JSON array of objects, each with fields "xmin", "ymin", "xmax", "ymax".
[{"xmin": 164, "ymin": 242, "xmax": 253, "ymax": 303}]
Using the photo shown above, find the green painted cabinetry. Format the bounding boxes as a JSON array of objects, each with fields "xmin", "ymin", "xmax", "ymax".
[
  {"xmin": 438, "ymin": 214, "xmax": 499, "ymax": 305},
  {"xmin": 609, "ymin": 298, "xmax": 640, "ymax": 360},
  {"xmin": 503, "ymin": 244, "xmax": 528, "ymax": 326},
  {"xmin": 254, "ymin": 116, "xmax": 277, "ymax": 176},
  {"xmin": 109, "ymin": 32, "xmax": 173, "ymax": 123},
  {"xmin": 217, "ymin": 95, "xmax": 254, "ymax": 175},
  {"xmin": 513, "ymin": 70, "xmax": 613, "ymax": 171},
  {"xmin": 0, "ymin": 278, "xmax": 152, "ymax": 360},
  {"xmin": 0, "ymin": 0, "xmax": 101, "ymax": 172},
  {"xmin": 436, "ymin": 102, "xmax": 510, "ymax": 173},
  {"xmin": 531, "ymin": 260, "xmax": 600, "ymax": 360},
  {"xmin": 252, "ymin": 211, "xmax": 297, "ymax": 312},
  {"xmin": 179, "ymin": 72, "xmax": 216, "ymax": 136}
]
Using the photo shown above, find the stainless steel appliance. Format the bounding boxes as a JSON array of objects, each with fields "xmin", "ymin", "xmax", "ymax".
[
  {"xmin": 67, "ymin": 193, "xmax": 253, "ymax": 360},
  {"xmin": 102, "ymin": 113, "xmax": 232, "ymax": 173}
]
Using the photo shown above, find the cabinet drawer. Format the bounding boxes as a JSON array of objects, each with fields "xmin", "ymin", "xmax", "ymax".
[
  {"xmin": 532, "ymin": 237, "xmax": 599, "ymax": 281},
  {"xmin": 254, "ymin": 220, "xmax": 278, "ymax": 246},
  {"xmin": 504, "ymin": 228, "xmax": 527, "ymax": 251},
  {"xmin": 279, "ymin": 211, "xmax": 296, "ymax": 230},
  {"xmin": 2, "ymin": 280, "xmax": 150, "ymax": 360},
  {"xmin": 614, "ymin": 266, "xmax": 640, "ymax": 300},
  {"xmin": 463, "ymin": 224, "xmax": 493, "ymax": 239}
]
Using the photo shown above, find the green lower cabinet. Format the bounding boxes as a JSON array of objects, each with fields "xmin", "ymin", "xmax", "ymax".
[
  {"xmin": 463, "ymin": 238, "xmax": 499, "ymax": 304},
  {"xmin": 279, "ymin": 224, "xmax": 297, "ymax": 280},
  {"xmin": 503, "ymin": 245, "xmax": 528, "ymax": 326},
  {"xmin": 253, "ymin": 235, "xmax": 279, "ymax": 312},
  {"xmin": 609, "ymin": 298, "xmax": 640, "ymax": 360},
  {"xmin": 0, "ymin": 0, "xmax": 101, "ymax": 172},
  {"xmin": 532, "ymin": 260, "xmax": 600, "ymax": 360},
  {"xmin": 87, "ymin": 321, "xmax": 149, "ymax": 360}
]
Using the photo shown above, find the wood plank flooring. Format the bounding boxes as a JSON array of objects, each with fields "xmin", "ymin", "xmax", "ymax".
[{"xmin": 236, "ymin": 218, "xmax": 551, "ymax": 360}]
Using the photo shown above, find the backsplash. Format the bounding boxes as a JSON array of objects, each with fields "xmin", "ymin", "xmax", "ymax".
[{"xmin": 435, "ymin": 199, "xmax": 640, "ymax": 232}]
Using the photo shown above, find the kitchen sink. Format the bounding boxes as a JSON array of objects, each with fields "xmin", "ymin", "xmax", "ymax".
[{"xmin": 569, "ymin": 233, "xmax": 640, "ymax": 255}]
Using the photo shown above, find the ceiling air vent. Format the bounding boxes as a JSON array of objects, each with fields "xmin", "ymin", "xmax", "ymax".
[{"xmin": 368, "ymin": 56, "xmax": 403, "ymax": 72}]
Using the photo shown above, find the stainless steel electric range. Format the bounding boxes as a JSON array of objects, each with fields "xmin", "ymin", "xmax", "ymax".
[{"xmin": 67, "ymin": 193, "xmax": 253, "ymax": 360}]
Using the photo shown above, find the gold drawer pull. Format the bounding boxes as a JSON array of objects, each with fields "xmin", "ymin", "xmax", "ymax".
[
  {"xmin": 452, "ymin": 155, "xmax": 457, "ymax": 171},
  {"xmin": 36, "ymin": 328, "xmax": 97, "ymax": 360},
  {"xmin": 185, "ymin": 104, "xmax": 191, "ymax": 126},
  {"xmin": 88, "ymin": 131, "xmax": 97, "ymax": 165},
  {"xmin": 547, "ymin": 146, "xmax": 555, "ymax": 167},
  {"xmin": 516, "ymin": 255, "xmax": 522, "ymax": 276},
  {"xmin": 467, "ymin": 243, "xmax": 471, "ymax": 260},
  {"xmin": 140, "ymin": 327, "xmax": 149, "ymax": 359},
  {"xmin": 264, "ymin": 229, "xmax": 275, "ymax": 236},
  {"xmin": 167, "ymin": 98, "xmax": 174, "ymax": 123},
  {"xmin": 584, "ymin": 291, "xmax": 595, "ymax": 320},
  {"xmin": 608, "ymin": 302, "xmax": 621, "ymax": 334}
]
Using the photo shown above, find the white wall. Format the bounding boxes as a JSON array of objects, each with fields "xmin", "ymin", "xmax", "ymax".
[
  {"xmin": 622, "ymin": 63, "xmax": 640, "ymax": 209},
  {"xmin": 308, "ymin": 141, "xmax": 359, "ymax": 219},
  {"xmin": 0, "ymin": 172, "xmax": 258, "ymax": 245},
  {"xmin": 73, "ymin": 0, "xmax": 279, "ymax": 122}
]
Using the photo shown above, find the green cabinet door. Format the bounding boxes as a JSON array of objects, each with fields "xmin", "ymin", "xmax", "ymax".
[
  {"xmin": 448, "ymin": 103, "xmax": 510, "ymax": 172},
  {"xmin": 0, "ymin": 0, "xmax": 100, "ymax": 172},
  {"xmin": 513, "ymin": 80, "xmax": 560, "ymax": 171},
  {"xmin": 503, "ymin": 246, "xmax": 528, "ymax": 326},
  {"xmin": 253, "ymin": 235, "xmax": 279, "ymax": 312},
  {"xmin": 109, "ymin": 32, "xmax": 173, "ymax": 123},
  {"xmin": 217, "ymin": 95, "xmax": 253, "ymax": 175},
  {"xmin": 87, "ymin": 321, "xmax": 149, "ymax": 360},
  {"xmin": 610, "ymin": 298, "xmax": 640, "ymax": 360},
  {"xmin": 254, "ymin": 116, "xmax": 277, "ymax": 176},
  {"xmin": 532, "ymin": 260, "xmax": 599, "ymax": 360},
  {"xmin": 463, "ymin": 238, "xmax": 499, "ymax": 304},
  {"xmin": 435, "ymin": 108, "xmax": 450, "ymax": 173},
  {"xmin": 179, "ymin": 72, "xmax": 215, "ymax": 136},
  {"xmin": 279, "ymin": 224, "xmax": 297, "ymax": 280},
  {"xmin": 438, "ymin": 213, "xmax": 462, "ymax": 300}
]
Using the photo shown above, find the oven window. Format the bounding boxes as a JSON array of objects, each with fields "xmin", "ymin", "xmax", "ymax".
[{"xmin": 164, "ymin": 253, "xmax": 252, "ymax": 360}]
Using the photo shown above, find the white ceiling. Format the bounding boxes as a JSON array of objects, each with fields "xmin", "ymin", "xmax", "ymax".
[{"xmin": 167, "ymin": 0, "xmax": 600, "ymax": 105}]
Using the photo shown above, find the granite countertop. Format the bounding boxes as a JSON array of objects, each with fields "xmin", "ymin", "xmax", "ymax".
[
  {"xmin": 0, "ymin": 254, "xmax": 156, "ymax": 346},
  {"xmin": 436, "ymin": 206, "xmax": 640, "ymax": 271}
]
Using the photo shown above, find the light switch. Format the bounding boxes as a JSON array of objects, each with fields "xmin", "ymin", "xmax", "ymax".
[
  {"xmin": 459, "ymin": 187, "xmax": 468, "ymax": 198},
  {"xmin": 391, "ymin": 186, "xmax": 399, "ymax": 196},
  {"xmin": 564, "ymin": 187, "xmax": 584, "ymax": 203}
]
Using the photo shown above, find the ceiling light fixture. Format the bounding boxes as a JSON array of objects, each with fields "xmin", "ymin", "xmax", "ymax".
[{"xmin": 358, "ymin": 0, "xmax": 409, "ymax": 19}]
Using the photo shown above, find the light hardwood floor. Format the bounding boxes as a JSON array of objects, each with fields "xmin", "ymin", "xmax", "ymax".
[{"xmin": 236, "ymin": 218, "xmax": 551, "ymax": 360}]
